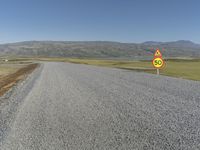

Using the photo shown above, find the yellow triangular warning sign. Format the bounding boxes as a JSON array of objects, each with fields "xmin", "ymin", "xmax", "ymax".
[{"xmin": 154, "ymin": 49, "xmax": 162, "ymax": 58}]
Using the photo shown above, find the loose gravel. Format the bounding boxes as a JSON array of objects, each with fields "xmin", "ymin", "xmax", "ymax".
[{"xmin": 0, "ymin": 62, "xmax": 200, "ymax": 150}]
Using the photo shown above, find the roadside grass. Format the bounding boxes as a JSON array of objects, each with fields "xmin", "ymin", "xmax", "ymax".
[
  {"xmin": 7, "ymin": 57, "xmax": 200, "ymax": 81},
  {"xmin": 65, "ymin": 58, "xmax": 200, "ymax": 81},
  {"xmin": 0, "ymin": 62, "xmax": 38, "ymax": 96},
  {"xmin": 0, "ymin": 66, "xmax": 19, "ymax": 77}
]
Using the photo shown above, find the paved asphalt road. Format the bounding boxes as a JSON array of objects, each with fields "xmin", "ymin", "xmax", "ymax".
[{"xmin": 0, "ymin": 62, "xmax": 200, "ymax": 150}]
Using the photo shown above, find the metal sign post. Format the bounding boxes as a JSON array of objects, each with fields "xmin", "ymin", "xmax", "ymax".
[{"xmin": 157, "ymin": 68, "xmax": 159, "ymax": 75}]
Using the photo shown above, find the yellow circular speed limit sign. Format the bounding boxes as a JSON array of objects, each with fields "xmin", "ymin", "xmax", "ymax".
[{"xmin": 152, "ymin": 57, "xmax": 165, "ymax": 68}]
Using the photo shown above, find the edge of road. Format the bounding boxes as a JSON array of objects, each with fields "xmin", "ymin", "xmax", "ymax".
[{"xmin": 0, "ymin": 63, "xmax": 43, "ymax": 144}]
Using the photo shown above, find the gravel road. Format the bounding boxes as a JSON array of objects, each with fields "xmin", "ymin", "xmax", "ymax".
[{"xmin": 0, "ymin": 62, "xmax": 200, "ymax": 150}]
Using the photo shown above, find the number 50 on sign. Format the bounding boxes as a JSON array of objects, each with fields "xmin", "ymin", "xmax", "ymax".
[{"xmin": 152, "ymin": 57, "xmax": 164, "ymax": 69}]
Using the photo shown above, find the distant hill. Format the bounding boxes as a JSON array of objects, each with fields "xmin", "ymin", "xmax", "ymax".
[
  {"xmin": 0, "ymin": 40, "xmax": 199, "ymax": 58},
  {"xmin": 142, "ymin": 41, "xmax": 163, "ymax": 45}
]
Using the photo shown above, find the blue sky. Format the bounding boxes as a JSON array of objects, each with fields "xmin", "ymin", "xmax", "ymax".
[{"xmin": 0, "ymin": 0, "xmax": 199, "ymax": 43}]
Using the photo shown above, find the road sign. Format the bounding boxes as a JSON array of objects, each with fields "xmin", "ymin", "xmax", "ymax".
[
  {"xmin": 154, "ymin": 49, "xmax": 162, "ymax": 58},
  {"xmin": 152, "ymin": 49, "xmax": 165, "ymax": 75},
  {"xmin": 152, "ymin": 57, "xmax": 164, "ymax": 69}
]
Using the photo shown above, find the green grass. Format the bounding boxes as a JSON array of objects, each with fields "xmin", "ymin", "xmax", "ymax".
[
  {"xmin": 66, "ymin": 58, "xmax": 200, "ymax": 81},
  {"xmin": 160, "ymin": 61, "xmax": 200, "ymax": 81},
  {"xmin": 0, "ymin": 64, "xmax": 26, "ymax": 76},
  {"xmin": 0, "ymin": 60, "xmax": 33, "ymax": 77},
  {"xmin": 6, "ymin": 57, "xmax": 200, "ymax": 81}
]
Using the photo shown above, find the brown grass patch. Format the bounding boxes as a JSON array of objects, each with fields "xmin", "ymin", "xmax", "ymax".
[{"xmin": 0, "ymin": 64, "xmax": 38, "ymax": 96}]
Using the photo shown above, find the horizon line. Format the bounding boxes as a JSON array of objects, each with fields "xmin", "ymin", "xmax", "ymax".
[{"xmin": 0, "ymin": 39, "xmax": 199, "ymax": 45}]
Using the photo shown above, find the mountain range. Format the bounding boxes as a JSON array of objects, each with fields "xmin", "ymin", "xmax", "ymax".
[{"xmin": 0, "ymin": 40, "xmax": 200, "ymax": 58}]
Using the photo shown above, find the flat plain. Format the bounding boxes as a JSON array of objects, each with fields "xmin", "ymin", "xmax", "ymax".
[{"xmin": 65, "ymin": 58, "xmax": 200, "ymax": 81}]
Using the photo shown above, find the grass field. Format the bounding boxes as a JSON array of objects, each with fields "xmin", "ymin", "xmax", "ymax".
[
  {"xmin": 65, "ymin": 58, "xmax": 200, "ymax": 81},
  {"xmin": 0, "ymin": 61, "xmax": 38, "ymax": 96},
  {"xmin": 6, "ymin": 57, "xmax": 200, "ymax": 81}
]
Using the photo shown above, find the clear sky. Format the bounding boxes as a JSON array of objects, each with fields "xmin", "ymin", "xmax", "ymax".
[{"xmin": 0, "ymin": 0, "xmax": 199, "ymax": 43}]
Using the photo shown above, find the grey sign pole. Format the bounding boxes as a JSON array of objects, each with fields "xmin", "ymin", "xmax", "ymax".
[{"xmin": 157, "ymin": 69, "xmax": 160, "ymax": 75}]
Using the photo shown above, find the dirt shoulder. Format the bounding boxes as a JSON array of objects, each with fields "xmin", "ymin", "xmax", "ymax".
[{"xmin": 0, "ymin": 64, "xmax": 38, "ymax": 96}]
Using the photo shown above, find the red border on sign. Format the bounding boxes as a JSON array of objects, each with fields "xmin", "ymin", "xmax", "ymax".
[{"xmin": 154, "ymin": 49, "xmax": 162, "ymax": 58}]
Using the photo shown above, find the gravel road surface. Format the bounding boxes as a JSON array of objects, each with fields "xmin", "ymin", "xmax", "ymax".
[{"xmin": 0, "ymin": 62, "xmax": 200, "ymax": 150}]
